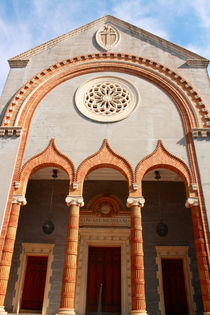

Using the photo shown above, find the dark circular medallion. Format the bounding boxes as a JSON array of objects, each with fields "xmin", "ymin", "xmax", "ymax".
[
  {"xmin": 156, "ymin": 222, "xmax": 168, "ymax": 237},
  {"xmin": 42, "ymin": 220, "xmax": 55, "ymax": 234}
]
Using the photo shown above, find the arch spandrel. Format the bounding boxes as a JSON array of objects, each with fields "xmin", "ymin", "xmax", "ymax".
[
  {"xmin": 135, "ymin": 140, "xmax": 193, "ymax": 196},
  {"xmin": 76, "ymin": 139, "xmax": 134, "ymax": 195},
  {"xmin": 17, "ymin": 139, "xmax": 76, "ymax": 197},
  {"xmin": 2, "ymin": 53, "xmax": 209, "ymax": 131}
]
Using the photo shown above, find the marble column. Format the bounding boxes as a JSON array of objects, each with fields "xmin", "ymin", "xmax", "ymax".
[
  {"xmin": 0, "ymin": 195, "xmax": 26, "ymax": 314},
  {"xmin": 58, "ymin": 196, "xmax": 84, "ymax": 315},
  {"xmin": 127, "ymin": 197, "xmax": 147, "ymax": 315},
  {"xmin": 186, "ymin": 197, "xmax": 210, "ymax": 314}
]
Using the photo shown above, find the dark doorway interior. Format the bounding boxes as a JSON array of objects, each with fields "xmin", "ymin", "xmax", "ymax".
[
  {"xmin": 21, "ymin": 256, "xmax": 48, "ymax": 311},
  {"xmin": 162, "ymin": 258, "xmax": 189, "ymax": 314},
  {"xmin": 86, "ymin": 247, "xmax": 121, "ymax": 314}
]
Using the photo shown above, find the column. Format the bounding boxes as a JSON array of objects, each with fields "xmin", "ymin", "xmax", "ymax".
[
  {"xmin": 58, "ymin": 196, "xmax": 84, "ymax": 315},
  {"xmin": 127, "ymin": 197, "xmax": 147, "ymax": 315},
  {"xmin": 186, "ymin": 198, "xmax": 210, "ymax": 314},
  {"xmin": 0, "ymin": 195, "xmax": 26, "ymax": 314}
]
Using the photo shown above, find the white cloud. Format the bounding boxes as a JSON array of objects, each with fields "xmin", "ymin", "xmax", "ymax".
[
  {"xmin": 185, "ymin": 43, "xmax": 210, "ymax": 59},
  {"xmin": 191, "ymin": 0, "xmax": 210, "ymax": 28},
  {"xmin": 112, "ymin": 0, "xmax": 169, "ymax": 39}
]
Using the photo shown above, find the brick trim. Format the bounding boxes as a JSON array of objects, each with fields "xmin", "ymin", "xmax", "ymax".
[
  {"xmin": 75, "ymin": 139, "xmax": 134, "ymax": 195},
  {"xmin": 0, "ymin": 55, "xmax": 209, "ymax": 305},
  {"xmin": 135, "ymin": 140, "xmax": 192, "ymax": 195},
  {"xmin": 16, "ymin": 138, "xmax": 76, "ymax": 197},
  {"xmin": 2, "ymin": 54, "xmax": 209, "ymax": 128}
]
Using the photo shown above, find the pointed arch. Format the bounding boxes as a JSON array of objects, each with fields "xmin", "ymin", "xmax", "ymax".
[
  {"xmin": 17, "ymin": 139, "xmax": 76, "ymax": 196},
  {"xmin": 76, "ymin": 139, "xmax": 134, "ymax": 194},
  {"xmin": 135, "ymin": 140, "xmax": 193, "ymax": 195},
  {"xmin": 1, "ymin": 53, "xmax": 208, "ymax": 191}
]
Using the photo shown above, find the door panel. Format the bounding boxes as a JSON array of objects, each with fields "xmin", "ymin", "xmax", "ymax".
[
  {"xmin": 21, "ymin": 256, "xmax": 48, "ymax": 311},
  {"xmin": 162, "ymin": 258, "xmax": 189, "ymax": 314},
  {"xmin": 86, "ymin": 247, "xmax": 121, "ymax": 313}
]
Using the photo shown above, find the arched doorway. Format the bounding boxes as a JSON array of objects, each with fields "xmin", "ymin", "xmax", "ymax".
[
  {"xmin": 5, "ymin": 167, "xmax": 69, "ymax": 315},
  {"xmin": 75, "ymin": 167, "xmax": 131, "ymax": 315},
  {"xmin": 141, "ymin": 168, "xmax": 203, "ymax": 315}
]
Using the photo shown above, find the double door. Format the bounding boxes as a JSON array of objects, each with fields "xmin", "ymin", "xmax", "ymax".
[{"xmin": 86, "ymin": 246, "xmax": 121, "ymax": 314}]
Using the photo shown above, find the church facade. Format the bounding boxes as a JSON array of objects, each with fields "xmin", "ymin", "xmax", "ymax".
[{"xmin": 0, "ymin": 15, "xmax": 209, "ymax": 315}]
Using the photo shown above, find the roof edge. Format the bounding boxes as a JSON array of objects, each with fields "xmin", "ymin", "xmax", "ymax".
[{"xmin": 8, "ymin": 15, "xmax": 209, "ymax": 63}]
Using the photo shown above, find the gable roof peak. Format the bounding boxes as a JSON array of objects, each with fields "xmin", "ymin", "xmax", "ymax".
[{"xmin": 8, "ymin": 15, "xmax": 209, "ymax": 65}]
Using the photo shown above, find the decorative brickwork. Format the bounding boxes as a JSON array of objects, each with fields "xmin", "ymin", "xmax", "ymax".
[
  {"xmin": 2, "ymin": 54, "xmax": 209, "ymax": 129},
  {"xmin": 17, "ymin": 139, "xmax": 76, "ymax": 197},
  {"xmin": 1, "ymin": 55, "xmax": 208, "ymax": 263},
  {"xmin": 127, "ymin": 197, "xmax": 147, "ymax": 315},
  {"xmin": 190, "ymin": 206, "xmax": 210, "ymax": 312},
  {"xmin": 76, "ymin": 139, "xmax": 134, "ymax": 194},
  {"xmin": 0, "ymin": 49, "xmax": 209, "ymax": 315},
  {"xmin": 0, "ymin": 196, "xmax": 26, "ymax": 313},
  {"xmin": 135, "ymin": 140, "xmax": 192, "ymax": 195},
  {"xmin": 58, "ymin": 197, "xmax": 83, "ymax": 315}
]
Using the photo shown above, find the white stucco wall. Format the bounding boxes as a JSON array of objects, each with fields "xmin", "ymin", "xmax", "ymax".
[
  {"xmin": 0, "ymin": 137, "xmax": 20, "ymax": 231},
  {"xmin": 23, "ymin": 71, "xmax": 188, "ymax": 169},
  {"xmin": 194, "ymin": 140, "xmax": 210, "ymax": 226}
]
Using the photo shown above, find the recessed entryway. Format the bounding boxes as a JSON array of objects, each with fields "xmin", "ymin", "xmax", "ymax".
[
  {"xmin": 156, "ymin": 246, "xmax": 195, "ymax": 315},
  {"xmin": 86, "ymin": 246, "xmax": 121, "ymax": 314},
  {"xmin": 75, "ymin": 228, "xmax": 131, "ymax": 315},
  {"xmin": 161, "ymin": 258, "xmax": 188, "ymax": 314},
  {"xmin": 21, "ymin": 256, "xmax": 48, "ymax": 312},
  {"xmin": 13, "ymin": 243, "xmax": 54, "ymax": 315}
]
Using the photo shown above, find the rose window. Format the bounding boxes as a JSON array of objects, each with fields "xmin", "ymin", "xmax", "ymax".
[
  {"xmin": 75, "ymin": 76, "xmax": 139, "ymax": 122},
  {"xmin": 85, "ymin": 82, "xmax": 130, "ymax": 116}
]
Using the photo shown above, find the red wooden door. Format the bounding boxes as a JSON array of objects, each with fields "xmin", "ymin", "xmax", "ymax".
[
  {"xmin": 86, "ymin": 247, "xmax": 121, "ymax": 313},
  {"xmin": 161, "ymin": 259, "xmax": 189, "ymax": 314},
  {"xmin": 21, "ymin": 256, "xmax": 48, "ymax": 310}
]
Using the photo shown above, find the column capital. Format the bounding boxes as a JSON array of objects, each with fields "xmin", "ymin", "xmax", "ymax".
[
  {"xmin": 12, "ymin": 195, "xmax": 27, "ymax": 205},
  {"xmin": 127, "ymin": 197, "xmax": 145, "ymax": 208},
  {"xmin": 65, "ymin": 195, "xmax": 84, "ymax": 207},
  {"xmin": 185, "ymin": 197, "xmax": 199, "ymax": 208}
]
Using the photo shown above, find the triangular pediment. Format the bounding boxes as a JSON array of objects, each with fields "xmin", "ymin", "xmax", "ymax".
[{"xmin": 8, "ymin": 15, "xmax": 208, "ymax": 66}]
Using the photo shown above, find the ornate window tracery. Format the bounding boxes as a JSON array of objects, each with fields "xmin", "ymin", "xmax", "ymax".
[{"xmin": 75, "ymin": 76, "xmax": 139, "ymax": 122}]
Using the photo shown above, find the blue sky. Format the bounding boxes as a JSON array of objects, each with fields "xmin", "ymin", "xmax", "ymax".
[{"xmin": 0, "ymin": 0, "xmax": 209, "ymax": 95}]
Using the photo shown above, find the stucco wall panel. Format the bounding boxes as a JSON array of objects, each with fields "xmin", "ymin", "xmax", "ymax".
[
  {"xmin": 0, "ymin": 137, "xmax": 20, "ymax": 231},
  {"xmin": 194, "ymin": 139, "xmax": 210, "ymax": 226},
  {"xmin": 23, "ymin": 72, "xmax": 189, "ymax": 169}
]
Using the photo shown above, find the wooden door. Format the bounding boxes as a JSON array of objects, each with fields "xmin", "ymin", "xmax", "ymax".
[
  {"xmin": 161, "ymin": 258, "xmax": 189, "ymax": 314},
  {"xmin": 21, "ymin": 256, "xmax": 48, "ymax": 311},
  {"xmin": 86, "ymin": 247, "xmax": 121, "ymax": 314}
]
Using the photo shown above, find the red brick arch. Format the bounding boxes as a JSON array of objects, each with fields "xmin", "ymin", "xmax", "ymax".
[
  {"xmin": 76, "ymin": 139, "xmax": 134, "ymax": 195},
  {"xmin": 1, "ymin": 53, "xmax": 209, "ymax": 274},
  {"xmin": 2, "ymin": 54, "xmax": 208, "ymax": 130},
  {"xmin": 135, "ymin": 140, "xmax": 192, "ymax": 196},
  {"xmin": 17, "ymin": 138, "xmax": 76, "ymax": 197}
]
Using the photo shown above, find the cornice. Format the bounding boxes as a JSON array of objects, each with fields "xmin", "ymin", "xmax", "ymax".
[{"xmin": 8, "ymin": 60, "xmax": 29, "ymax": 68}]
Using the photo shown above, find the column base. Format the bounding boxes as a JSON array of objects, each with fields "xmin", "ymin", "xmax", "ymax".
[
  {"xmin": 131, "ymin": 311, "xmax": 148, "ymax": 315},
  {"xmin": 56, "ymin": 308, "xmax": 76, "ymax": 315},
  {"xmin": 0, "ymin": 306, "xmax": 7, "ymax": 315}
]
